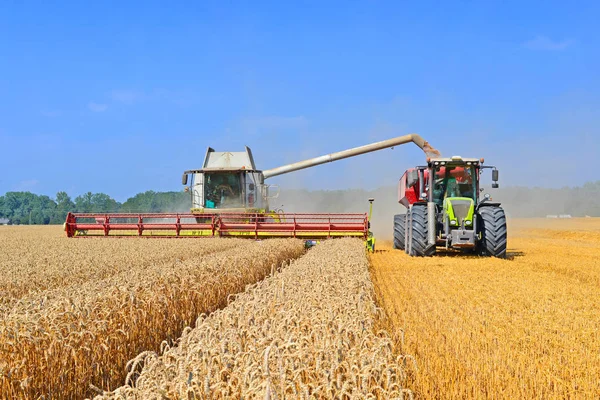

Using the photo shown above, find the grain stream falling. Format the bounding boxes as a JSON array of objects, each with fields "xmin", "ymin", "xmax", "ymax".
[
  {"xmin": 97, "ymin": 238, "xmax": 415, "ymax": 399},
  {"xmin": 0, "ymin": 226, "xmax": 305, "ymax": 399},
  {"xmin": 369, "ymin": 218, "xmax": 600, "ymax": 399}
]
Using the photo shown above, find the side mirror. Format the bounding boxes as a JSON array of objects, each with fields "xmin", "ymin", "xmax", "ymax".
[
  {"xmin": 492, "ymin": 169, "xmax": 499, "ymax": 182},
  {"xmin": 182, "ymin": 174, "xmax": 188, "ymax": 185},
  {"xmin": 492, "ymin": 183, "xmax": 499, "ymax": 189}
]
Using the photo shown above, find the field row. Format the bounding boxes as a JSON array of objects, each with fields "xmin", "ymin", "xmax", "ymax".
[
  {"xmin": 0, "ymin": 229, "xmax": 305, "ymax": 399},
  {"xmin": 96, "ymin": 238, "xmax": 413, "ymax": 399},
  {"xmin": 0, "ymin": 226, "xmax": 242, "ymax": 303}
]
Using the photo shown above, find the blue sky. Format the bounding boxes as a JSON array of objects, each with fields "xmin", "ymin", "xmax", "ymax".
[{"xmin": 1, "ymin": 1, "xmax": 598, "ymax": 202}]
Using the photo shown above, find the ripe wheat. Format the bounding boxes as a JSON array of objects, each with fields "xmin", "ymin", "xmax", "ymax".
[
  {"xmin": 0, "ymin": 226, "xmax": 305, "ymax": 399},
  {"xmin": 97, "ymin": 238, "xmax": 414, "ymax": 399},
  {"xmin": 369, "ymin": 218, "xmax": 600, "ymax": 399}
]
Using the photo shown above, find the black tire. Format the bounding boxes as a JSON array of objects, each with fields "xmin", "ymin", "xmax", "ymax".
[
  {"xmin": 409, "ymin": 205, "xmax": 436, "ymax": 257},
  {"xmin": 477, "ymin": 206, "xmax": 508, "ymax": 258},
  {"xmin": 405, "ymin": 210, "xmax": 411, "ymax": 254},
  {"xmin": 392, "ymin": 214, "xmax": 406, "ymax": 250}
]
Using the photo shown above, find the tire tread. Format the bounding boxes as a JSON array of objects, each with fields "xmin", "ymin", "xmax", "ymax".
[
  {"xmin": 410, "ymin": 205, "xmax": 435, "ymax": 257},
  {"xmin": 393, "ymin": 214, "xmax": 406, "ymax": 250},
  {"xmin": 478, "ymin": 206, "xmax": 508, "ymax": 258}
]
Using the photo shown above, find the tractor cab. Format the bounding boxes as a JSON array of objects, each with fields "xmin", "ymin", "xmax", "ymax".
[
  {"xmin": 431, "ymin": 162, "xmax": 477, "ymax": 206},
  {"xmin": 428, "ymin": 157, "xmax": 482, "ymax": 231}
]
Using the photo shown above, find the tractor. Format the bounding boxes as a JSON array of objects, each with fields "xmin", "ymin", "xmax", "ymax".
[{"xmin": 393, "ymin": 155, "xmax": 507, "ymax": 258}]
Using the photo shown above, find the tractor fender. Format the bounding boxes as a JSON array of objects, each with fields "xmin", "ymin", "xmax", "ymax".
[{"xmin": 477, "ymin": 202, "xmax": 502, "ymax": 209}]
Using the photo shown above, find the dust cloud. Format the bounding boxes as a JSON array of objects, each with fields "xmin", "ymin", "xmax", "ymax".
[
  {"xmin": 276, "ymin": 187, "xmax": 402, "ymax": 240},
  {"xmin": 276, "ymin": 183, "xmax": 600, "ymax": 241}
]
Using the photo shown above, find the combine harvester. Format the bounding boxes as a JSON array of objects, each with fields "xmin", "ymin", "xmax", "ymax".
[
  {"xmin": 65, "ymin": 133, "xmax": 437, "ymax": 250},
  {"xmin": 393, "ymin": 155, "xmax": 507, "ymax": 258}
]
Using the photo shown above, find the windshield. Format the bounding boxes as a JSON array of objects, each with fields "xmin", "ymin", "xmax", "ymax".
[
  {"xmin": 204, "ymin": 173, "xmax": 243, "ymax": 208},
  {"xmin": 432, "ymin": 164, "xmax": 476, "ymax": 206}
]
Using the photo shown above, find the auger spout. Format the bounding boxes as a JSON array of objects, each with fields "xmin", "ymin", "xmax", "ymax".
[{"xmin": 262, "ymin": 133, "xmax": 439, "ymax": 179}]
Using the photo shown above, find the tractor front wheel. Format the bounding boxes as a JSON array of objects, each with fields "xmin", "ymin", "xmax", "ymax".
[
  {"xmin": 477, "ymin": 206, "xmax": 508, "ymax": 258},
  {"xmin": 393, "ymin": 214, "xmax": 406, "ymax": 250},
  {"xmin": 409, "ymin": 205, "xmax": 436, "ymax": 257}
]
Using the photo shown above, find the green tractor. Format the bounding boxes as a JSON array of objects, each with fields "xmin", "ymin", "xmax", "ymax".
[{"xmin": 393, "ymin": 156, "xmax": 507, "ymax": 258}]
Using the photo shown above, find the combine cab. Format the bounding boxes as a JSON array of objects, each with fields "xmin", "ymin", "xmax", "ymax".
[
  {"xmin": 65, "ymin": 134, "xmax": 436, "ymax": 251},
  {"xmin": 393, "ymin": 156, "xmax": 507, "ymax": 258}
]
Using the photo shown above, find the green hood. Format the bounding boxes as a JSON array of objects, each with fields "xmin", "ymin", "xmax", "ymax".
[{"xmin": 443, "ymin": 197, "xmax": 475, "ymax": 228}]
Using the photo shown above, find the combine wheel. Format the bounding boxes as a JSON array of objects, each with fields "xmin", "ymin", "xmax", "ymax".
[
  {"xmin": 477, "ymin": 206, "xmax": 508, "ymax": 258},
  {"xmin": 392, "ymin": 214, "xmax": 406, "ymax": 250},
  {"xmin": 409, "ymin": 205, "xmax": 435, "ymax": 257}
]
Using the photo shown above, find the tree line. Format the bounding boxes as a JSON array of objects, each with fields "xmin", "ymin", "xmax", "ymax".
[
  {"xmin": 0, "ymin": 191, "xmax": 190, "ymax": 225},
  {"xmin": 1, "ymin": 181, "xmax": 599, "ymax": 225}
]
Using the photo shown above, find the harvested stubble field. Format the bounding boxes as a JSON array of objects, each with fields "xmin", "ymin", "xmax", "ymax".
[
  {"xmin": 97, "ymin": 238, "xmax": 413, "ymax": 399},
  {"xmin": 369, "ymin": 218, "xmax": 600, "ymax": 399},
  {"xmin": 0, "ymin": 226, "xmax": 305, "ymax": 399}
]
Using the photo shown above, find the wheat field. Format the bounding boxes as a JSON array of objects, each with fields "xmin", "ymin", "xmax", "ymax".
[
  {"xmin": 369, "ymin": 218, "xmax": 600, "ymax": 399},
  {"xmin": 0, "ymin": 226, "xmax": 305, "ymax": 399},
  {"xmin": 96, "ymin": 238, "xmax": 413, "ymax": 399},
  {"xmin": 2, "ymin": 219, "xmax": 599, "ymax": 399}
]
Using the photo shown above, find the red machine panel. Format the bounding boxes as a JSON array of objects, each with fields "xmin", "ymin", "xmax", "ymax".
[{"xmin": 398, "ymin": 168, "xmax": 421, "ymax": 208}]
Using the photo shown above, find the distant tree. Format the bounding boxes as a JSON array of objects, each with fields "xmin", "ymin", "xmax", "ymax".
[
  {"xmin": 121, "ymin": 190, "xmax": 189, "ymax": 213},
  {"xmin": 53, "ymin": 191, "xmax": 76, "ymax": 223},
  {"xmin": 91, "ymin": 193, "xmax": 120, "ymax": 212},
  {"xmin": 74, "ymin": 192, "xmax": 94, "ymax": 213},
  {"xmin": 73, "ymin": 192, "xmax": 121, "ymax": 213},
  {"xmin": 56, "ymin": 191, "xmax": 75, "ymax": 211},
  {"xmin": 0, "ymin": 192, "xmax": 57, "ymax": 224},
  {"xmin": 32, "ymin": 195, "xmax": 57, "ymax": 224}
]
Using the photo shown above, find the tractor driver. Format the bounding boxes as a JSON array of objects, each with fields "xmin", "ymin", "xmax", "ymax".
[
  {"xmin": 454, "ymin": 167, "xmax": 475, "ymax": 199},
  {"xmin": 433, "ymin": 166, "xmax": 475, "ymax": 203}
]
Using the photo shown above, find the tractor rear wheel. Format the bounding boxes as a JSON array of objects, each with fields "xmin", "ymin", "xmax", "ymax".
[
  {"xmin": 410, "ymin": 205, "xmax": 436, "ymax": 257},
  {"xmin": 477, "ymin": 206, "xmax": 507, "ymax": 258},
  {"xmin": 392, "ymin": 214, "xmax": 406, "ymax": 250}
]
